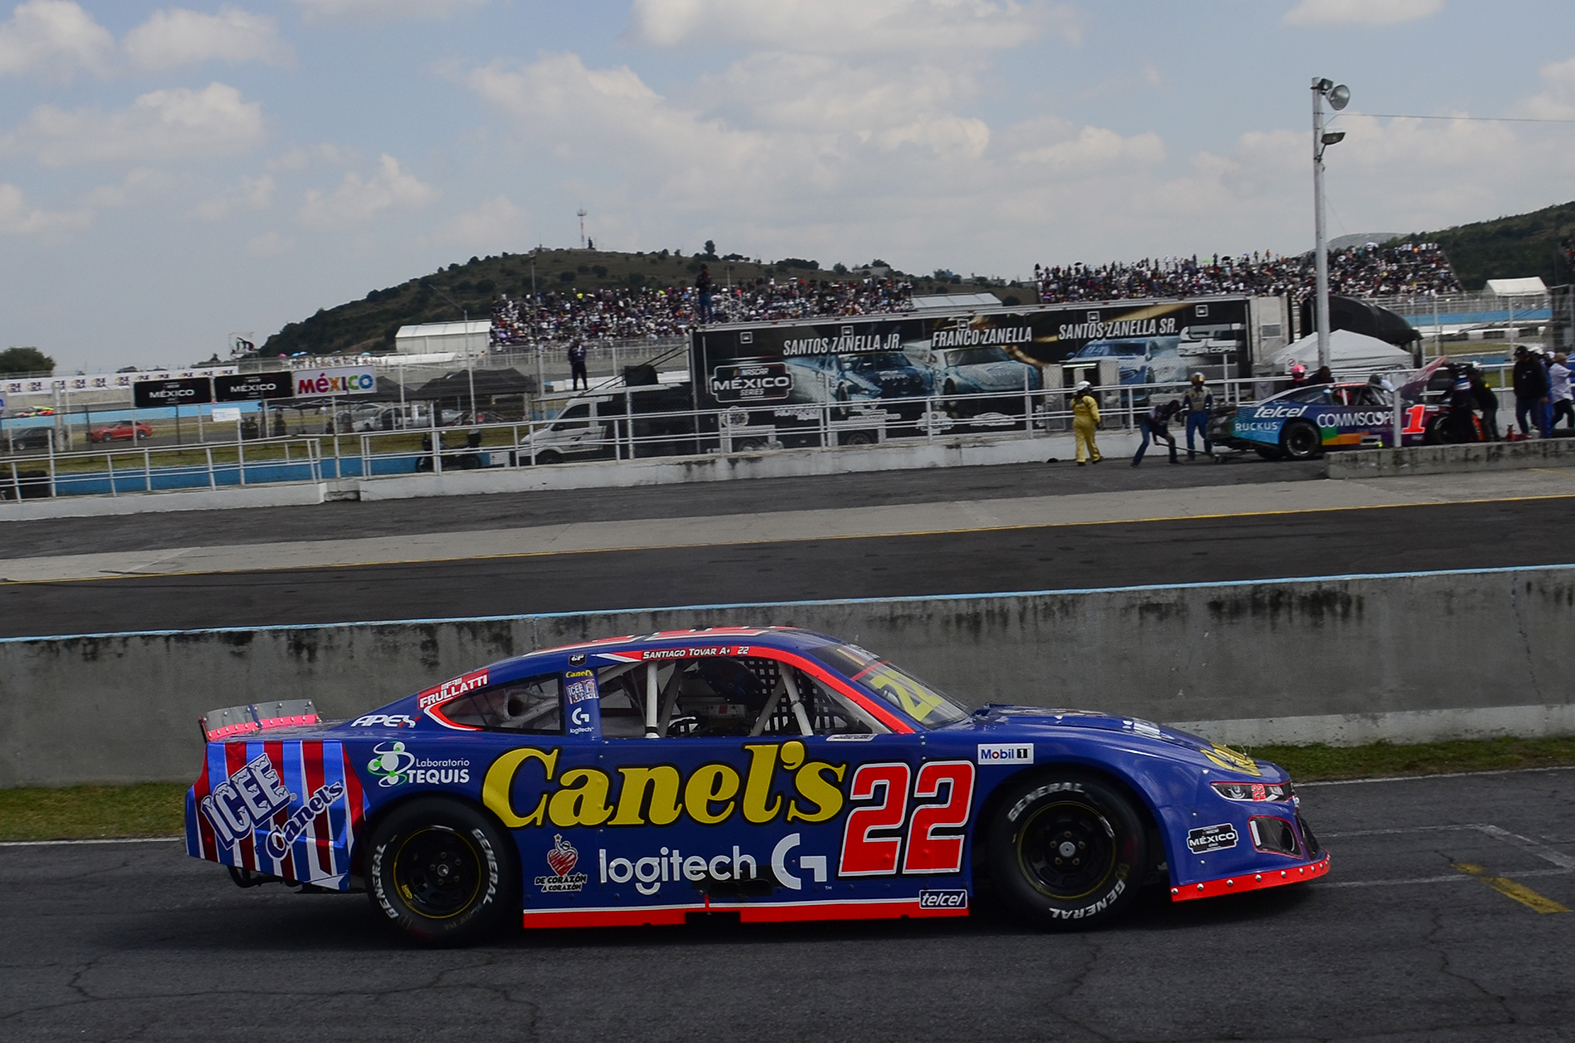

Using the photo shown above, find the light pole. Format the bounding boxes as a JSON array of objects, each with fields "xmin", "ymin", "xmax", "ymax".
[
  {"xmin": 423, "ymin": 280, "xmax": 478, "ymax": 422},
  {"xmin": 1311, "ymin": 77, "xmax": 1350, "ymax": 372}
]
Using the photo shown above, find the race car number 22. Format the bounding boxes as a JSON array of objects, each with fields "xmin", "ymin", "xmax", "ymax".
[{"xmin": 838, "ymin": 760, "xmax": 976, "ymax": 877}]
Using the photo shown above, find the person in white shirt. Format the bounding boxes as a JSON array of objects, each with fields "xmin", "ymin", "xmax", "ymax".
[{"xmin": 1549, "ymin": 353, "xmax": 1573, "ymax": 433}]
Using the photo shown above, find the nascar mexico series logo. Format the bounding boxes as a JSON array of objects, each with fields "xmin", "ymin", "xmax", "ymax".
[{"xmin": 365, "ymin": 742, "xmax": 471, "ymax": 788}]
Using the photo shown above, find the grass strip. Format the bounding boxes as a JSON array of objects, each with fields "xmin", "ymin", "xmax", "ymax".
[
  {"xmin": 1244, "ymin": 735, "xmax": 1575, "ymax": 782},
  {"xmin": 2, "ymin": 737, "xmax": 1575, "ymax": 841},
  {"xmin": 0, "ymin": 783, "xmax": 187, "ymax": 842}
]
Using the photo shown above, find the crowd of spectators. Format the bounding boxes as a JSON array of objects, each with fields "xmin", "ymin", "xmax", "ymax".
[
  {"xmin": 489, "ymin": 275, "xmax": 915, "ymax": 347},
  {"xmin": 488, "ymin": 243, "xmax": 1463, "ymax": 348},
  {"xmin": 1034, "ymin": 242, "xmax": 1462, "ymax": 304}
]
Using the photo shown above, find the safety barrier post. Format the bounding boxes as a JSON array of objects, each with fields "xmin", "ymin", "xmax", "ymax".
[
  {"xmin": 10, "ymin": 460, "xmax": 21, "ymax": 501},
  {"xmin": 46, "ymin": 431, "xmax": 56, "ymax": 497},
  {"xmin": 107, "ymin": 452, "xmax": 116, "ymax": 497},
  {"xmin": 360, "ymin": 434, "xmax": 370, "ymax": 479},
  {"xmin": 205, "ymin": 446, "xmax": 216, "ymax": 489},
  {"xmin": 143, "ymin": 447, "xmax": 151, "ymax": 492}
]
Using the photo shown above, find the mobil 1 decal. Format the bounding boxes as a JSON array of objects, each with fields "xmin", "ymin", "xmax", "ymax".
[{"xmin": 483, "ymin": 741, "xmax": 979, "ymax": 897}]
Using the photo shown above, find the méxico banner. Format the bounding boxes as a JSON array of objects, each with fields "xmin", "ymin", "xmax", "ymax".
[{"xmin": 692, "ymin": 298, "xmax": 1250, "ymax": 409}]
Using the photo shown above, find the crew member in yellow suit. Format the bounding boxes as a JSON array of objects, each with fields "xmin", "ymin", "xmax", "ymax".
[{"xmin": 1072, "ymin": 379, "xmax": 1102, "ymax": 465}]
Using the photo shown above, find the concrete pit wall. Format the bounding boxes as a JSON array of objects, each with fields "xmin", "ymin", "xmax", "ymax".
[{"xmin": 3, "ymin": 565, "xmax": 1573, "ymax": 787}]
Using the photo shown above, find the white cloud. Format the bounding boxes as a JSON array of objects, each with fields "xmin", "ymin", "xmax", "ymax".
[
  {"xmin": 297, "ymin": 154, "xmax": 438, "ymax": 228},
  {"xmin": 627, "ymin": 0, "xmax": 1080, "ymax": 52},
  {"xmin": 0, "ymin": 181, "xmax": 91, "ymax": 235},
  {"xmin": 4, "ymin": 82, "xmax": 265, "ymax": 165},
  {"xmin": 0, "ymin": 0, "xmax": 113, "ymax": 80},
  {"xmin": 192, "ymin": 174, "xmax": 275, "ymax": 220},
  {"xmin": 287, "ymin": 0, "xmax": 490, "ymax": 22},
  {"xmin": 245, "ymin": 230, "xmax": 292, "ymax": 256},
  {"xmin": 82, "ymin": 167, "xmax": 173, "ymax": 209},
  {"xmin": 432, "ymin": 194, "xmax": 527, "ymax": 248},
  {"xmin": 1283, "ymin": 0, "xmax": 1442, "ymax": 27},
  {"xmin": 123, "ymin": 7, "xmax": 293, "ymax": 71},
  {"xmin": 1516, "ymin": 55, "xmax": 1575, "ymax": 119}
]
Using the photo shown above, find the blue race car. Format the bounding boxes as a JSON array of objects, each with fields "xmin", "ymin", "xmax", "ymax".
[{"xmin": 186, "ymin": 627, "xmax": 1328, "ymax": 944}]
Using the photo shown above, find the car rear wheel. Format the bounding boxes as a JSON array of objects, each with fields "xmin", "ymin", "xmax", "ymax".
[
  {"xmin": 986, "ymin": 772, "xmax": 1147, "ymax": 929},
  {"xmin": 533, "ymin": 449, "xmax": 562, "ymax": 465},
  {"xmin": 368, "ymin": 798, "xmax": 517, "ymax": 946},
  {"xmin": 1281, "ymin": 421, "xmax": 1322, "ymax": 461}
]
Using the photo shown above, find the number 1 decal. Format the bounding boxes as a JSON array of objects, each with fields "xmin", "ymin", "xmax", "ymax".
[{"xmin": 1403, "ymin": 405, "xmax": 1426, "ymax": 435}]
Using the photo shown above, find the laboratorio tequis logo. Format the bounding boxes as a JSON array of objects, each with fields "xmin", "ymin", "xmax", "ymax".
[{"xmin": 366, "ymin": 742, "xmax": 417, "ymax": 787}]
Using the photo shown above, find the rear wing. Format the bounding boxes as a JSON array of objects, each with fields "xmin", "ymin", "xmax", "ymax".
[{"xmin": 200, "ymin": 700, "xmax": 318, "ymax": 741}]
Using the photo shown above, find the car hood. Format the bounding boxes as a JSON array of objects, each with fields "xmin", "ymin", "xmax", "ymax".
[{"xmin": 957, "ymin": 704, "xmax": 1279, "ymax": 778}]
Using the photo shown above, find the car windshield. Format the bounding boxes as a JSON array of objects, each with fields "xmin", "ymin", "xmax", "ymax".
[
  {"xmin": 852, "ymin": 353, "xmax": 910, "ymax": 370},
  {"xmin": 806, "ymin": 643, "xmax": 972, "ymax": 727}
]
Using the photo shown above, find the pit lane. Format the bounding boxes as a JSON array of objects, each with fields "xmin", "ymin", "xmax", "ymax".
[{"xmin": 3, "ymin": 768, "xmax": 1571, "ymax": 1042}]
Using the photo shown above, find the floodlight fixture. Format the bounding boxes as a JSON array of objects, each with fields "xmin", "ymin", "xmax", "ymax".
[
  {"xmin": 1310, "ymin": 77, "xmax": 1352, "ymax": 370},
  {"xmin": 1328, "ymin": 84, "xmax": 1351, "ymax": 110},
  {"xmin": 1322, "ymin": 131, "xmax": 1346, "ymax": 145}
]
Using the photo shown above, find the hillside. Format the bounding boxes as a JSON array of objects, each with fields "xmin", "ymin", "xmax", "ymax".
[
  {"xmin": 260, "ymin": 248, "xmax": 1021, "ymax": 357},
  {"xmin": 1392, "ymin": 200, "xmax": 1575, "ymax": 290}
]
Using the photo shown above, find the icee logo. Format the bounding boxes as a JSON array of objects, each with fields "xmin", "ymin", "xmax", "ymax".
[{"xmin": 978, "ymin": 743, "xmax": 1033, "ymax": 765}]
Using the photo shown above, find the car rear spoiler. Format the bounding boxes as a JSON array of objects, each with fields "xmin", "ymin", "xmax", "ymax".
[{"xmin": 200, "ymin": 700, "xmax": 319, "ymax": 741}]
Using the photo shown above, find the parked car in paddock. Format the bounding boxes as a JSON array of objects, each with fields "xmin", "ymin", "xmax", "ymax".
[
  {"xmin": 186, "ymin": 628, "xmax": 1328, "ymax": 944},
  {"xmin": 1211, "ymin": 359, "xmax": 1472, "ymax": 461},
  {"xmin": 88, "ymin": 420, "xmax": 152, "ymax": 443},
  {"xmin": 3, "ymin": 425, "xmax": 55, "ymax": 452}
]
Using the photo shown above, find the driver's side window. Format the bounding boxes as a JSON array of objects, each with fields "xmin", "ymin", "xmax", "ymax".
[
  {"xmin": 442, "ymin": 674, "xmax": 563, "ymax": 733},
  {"xmin": 595, "ymin": 657, "xmax": 875, "ymax": 739}
]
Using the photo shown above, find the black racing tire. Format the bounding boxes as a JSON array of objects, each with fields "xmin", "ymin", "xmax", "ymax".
[
  {"xmin": 1254, "ymin": 446, "xmax": 1284, "ymax": 461},
  {"xmin": 368, "ymin": 797, "xmax": 517, "ymax": 946},
  {"xmin": 1280, "ymin": 421, "xmax": 1322, "ymax": 461},
  {"xmin": 841, "ymin": 430, "xmax": 875, "ymax": 447},
  {"xmin": 986, "ymin": 772, "xmax": 1148, "ymax": 929}
]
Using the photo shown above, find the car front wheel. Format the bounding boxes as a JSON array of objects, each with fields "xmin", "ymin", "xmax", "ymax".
[
  {"xmin": 368, "ymin": 798, "xmax": 517, "ymax": 946},
  {"xmin": 986, "ymin": 772, "xmax": 1147, "ymax": 929}
]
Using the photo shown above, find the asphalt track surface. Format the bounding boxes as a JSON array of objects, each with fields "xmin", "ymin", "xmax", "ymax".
[
  {"xmin": 3, "ymin": 494, "xmax": 1575, "ymax": 638},
  {"xmin": 5, "ymin": 768, "xmax": 1573, "ymax": 1043},
  {"xmin": 0, "ymin": 458, "xmax": 1323, "ymax": 560}
]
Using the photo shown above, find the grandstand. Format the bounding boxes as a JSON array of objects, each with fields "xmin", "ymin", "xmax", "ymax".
[{"xmin": 487, "ymin": 242, "xmax": 1465, "ymax": 349}]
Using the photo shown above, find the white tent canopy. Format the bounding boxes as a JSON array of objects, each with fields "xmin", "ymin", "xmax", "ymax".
[
  {"xmin": 1267, "ymin": 329, "xmax": 1415, "ymax": 374},
  {"xmin": 1486, "ymin": 277, "xmax": 1547, "ymax": 297}
]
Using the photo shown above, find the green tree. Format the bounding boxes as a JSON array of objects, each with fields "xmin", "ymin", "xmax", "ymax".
[{"xmin": 0, "ymin": 347, "xmax": 54, "ymax": 376}]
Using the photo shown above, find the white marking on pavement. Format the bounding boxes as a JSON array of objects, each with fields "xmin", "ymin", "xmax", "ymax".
[{"xmin": 0, "ymin": 836, "xmax": 182, "ymax": 847}]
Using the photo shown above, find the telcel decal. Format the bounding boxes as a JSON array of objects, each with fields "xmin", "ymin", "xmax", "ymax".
[{"xmin": 199, "ymin": 752, "xmax": 291, "ymax": 844}]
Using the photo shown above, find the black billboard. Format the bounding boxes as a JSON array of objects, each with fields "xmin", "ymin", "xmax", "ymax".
[
  {"xmin": 214, "ymin": 371, "xmax": 292, "ymax": 402},
  {"xmin": 133, "ymin": 377, "xmax": 213, "ymax": 408},
  {"xmin": 691, "ymin": 298, "xmax": 1250, "ymax": 410}
]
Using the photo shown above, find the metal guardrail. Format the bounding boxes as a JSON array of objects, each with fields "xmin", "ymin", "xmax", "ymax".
[{"xmin": 2, "ymin": 364, "xmax": 1521, "ymax": 502}]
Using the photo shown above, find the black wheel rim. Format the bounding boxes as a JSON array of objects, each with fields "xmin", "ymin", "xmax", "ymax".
[
  {"xmin": 1017, "ymin": 801, "xmax": 1118, "ymax": 900},
  {"xmin": 391, "ymin": 826, "xmax": 482, "ymax": 920},
  {"xmin": 1287, "ymin": 427, "xmax": 1316, "ymax": 456}
]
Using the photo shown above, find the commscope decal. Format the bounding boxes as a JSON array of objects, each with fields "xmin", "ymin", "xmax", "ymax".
[{"xmin": 481, "ymin": 741, "xmax": 847, "ymax": 830}]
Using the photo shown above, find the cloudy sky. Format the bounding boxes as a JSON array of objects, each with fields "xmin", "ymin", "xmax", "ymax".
[{"xmin": 3, "ymin": 0, "xmax": 1574, "ymax": 372}]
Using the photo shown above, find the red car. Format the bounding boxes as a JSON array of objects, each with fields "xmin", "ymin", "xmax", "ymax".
[{"xmin": 89, "ymin": 420, "xmax": 152, "ymax": 443}]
